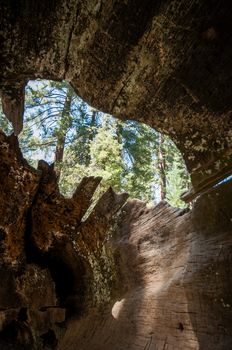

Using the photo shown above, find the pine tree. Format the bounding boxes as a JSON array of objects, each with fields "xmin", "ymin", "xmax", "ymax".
[
  {"xmin": 0, "ymin": 79, "xmax": 191, "ymax": 207},
  {"xmin": 166, "ymin": 153, "xmax": 190, "ymax": 208},
  {"xmin": 119, "ymin": 120, "xmax": 157, "ymax": 201},
  {"xmin": 89, "ymin": 116, "xmax": 124, "ymax": 192},
  {"xmin": 157, "ymin": 133, "xmax": 167, "ymax": 200}
]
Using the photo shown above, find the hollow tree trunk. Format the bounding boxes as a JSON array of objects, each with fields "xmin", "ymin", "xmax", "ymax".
[
  {"xmin": 1, "ymin": 0, "xmax": 232, "ymax": 200},
  {"xmin": 0, "ymin": 130, "xmax": 231, "ymax": 350},
  {"xmin": 0, "ymin": 2, "xmax": 232, "ymax": 349}
]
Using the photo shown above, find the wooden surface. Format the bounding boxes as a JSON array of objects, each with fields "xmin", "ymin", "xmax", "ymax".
[{"xmin": 60, "ymin": 184, "xmax": 232, "ymax": 350}]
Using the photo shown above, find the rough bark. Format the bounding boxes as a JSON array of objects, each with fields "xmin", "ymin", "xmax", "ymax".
[
  {"xmin": 0, "ymin": 2, "xmax": 232, "ymax": 349},
  {"xmin": 0, "ymin": 131, "xmax": 128, "ymax": 349},
  {"xmin": 60, "ymin": 183, "xmax": 232, "ymax": 350},
  {"xmin": 60, "ymin": 182, "xmax": 232, "ymax": 350},
  {"xmin": 0, "ymin": 0, "xmax": 232, "ymax": 196},
  {"xmin": 0, "ymin": 131, "xmax": 231, "ymax": 349}
]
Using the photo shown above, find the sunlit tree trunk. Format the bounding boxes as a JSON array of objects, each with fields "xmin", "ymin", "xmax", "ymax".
[
  {"xmin": 158, "ymin": 133, "xmax": 167, "ymax": 200},
  {"xmin": 54, "ymin": 87, "xmax": 74, "ymax": 179},
  {"xmin": 84, "ymin": 108, "xmax": 97, "ymax": 166}
]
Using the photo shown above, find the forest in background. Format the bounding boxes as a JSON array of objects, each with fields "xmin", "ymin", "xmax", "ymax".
[{"xmin": 0, "ymin": 80, "xmax": 190, "ymax": 208}]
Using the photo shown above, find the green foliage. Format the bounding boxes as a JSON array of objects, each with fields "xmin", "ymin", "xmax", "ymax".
[
  {"xmin": 0, "ymin": 80, "xmax": 191, "ymax": 208},
  {"xmin": 89, "ymin": 118, "xmax": 124, "ymax": 192},
  {"xmin": 166, "ymin": 153, "xmax": 190, "ymax": 208},
  {"xmin": 121, "ymin": 121, "xmax": 157, "ymax": 201},
  {"xmin": 59, "ymin": 154, "xmax": 88, "ymax": 197}
]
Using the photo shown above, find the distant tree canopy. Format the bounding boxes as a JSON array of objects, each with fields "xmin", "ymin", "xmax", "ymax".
[{"xmin": 0, "ymin": 80, "xmax": 190, "ymax": 207}]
